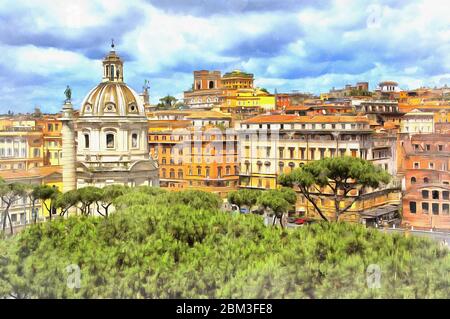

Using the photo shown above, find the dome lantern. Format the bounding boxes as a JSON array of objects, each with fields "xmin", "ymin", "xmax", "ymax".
[{"xmin": 102, "ymin": 40, "xmax": 124, "ymax": 83}]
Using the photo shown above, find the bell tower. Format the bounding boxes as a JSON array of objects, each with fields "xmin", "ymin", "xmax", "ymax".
[{"xmin": 102, "ymin": 39, "xmax": 124, "ymax": 83}]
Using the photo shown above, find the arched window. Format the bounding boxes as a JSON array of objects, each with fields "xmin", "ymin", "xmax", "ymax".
[
  {"xmin": 84, "ymin": 134, "xmax": 90, "ymax": 149},
  {"xmin": 161, "ymin": 168, "xmax": 166, "ymax": 178},
  {"xmin": 424, "ymin": 177, "xmax": 429, "ymax": 183},
  {"xmin": 410, "ymin": 177, "xmax": 416, "ymax": 184},
  {"xmin": 178, "ymin": 169, "xmax": 183, "ymax": 179},
  {"xmin": 170, "ymin": 169, "xmax": 175, "ymax": 178},
  {"xmin": 209, "ymin": 80, "xmax": 214, "ymax": 89},
  {"xmin": 131, "ymin": 133, "xmax": 138, "ymax": 148},
  {"xmin": 110, "ymin": 65, "xmax": 114, "ymax": 81},
  {"xmin": 106, "ymin": 133, "xmax": 115, "ymax": 149}
]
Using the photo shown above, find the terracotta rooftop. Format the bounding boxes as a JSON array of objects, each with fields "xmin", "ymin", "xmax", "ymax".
[
  {"xmin": 285, "ymin": 105, "xmax": 311, "ymax": 111},
  {"xmin": 243, "ymin": 114, "xmax": 370, "ymax": 124},
  {"xmin": 0, "ymin": 166, "xmax": 62, "ymax": 181}
]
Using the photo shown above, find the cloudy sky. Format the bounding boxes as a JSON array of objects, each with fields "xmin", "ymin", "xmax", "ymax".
[{"xmin": 0, "ymin": 0, "xmax": 449, "ymax": 114}]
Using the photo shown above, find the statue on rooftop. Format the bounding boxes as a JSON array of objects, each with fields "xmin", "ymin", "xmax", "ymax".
[{"xmin": 64, "ymin": 85, "xmax": 72, "ymax": 102}]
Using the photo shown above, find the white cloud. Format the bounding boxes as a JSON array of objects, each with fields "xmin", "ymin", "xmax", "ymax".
[{"xmin": 0, "ymin": 0, "xmax": 448, "ymax": 113}]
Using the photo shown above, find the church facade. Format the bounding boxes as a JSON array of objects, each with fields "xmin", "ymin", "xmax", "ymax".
[{"xmin": 61, "ymin": 44, "xmax": 159, "ymax": 190}]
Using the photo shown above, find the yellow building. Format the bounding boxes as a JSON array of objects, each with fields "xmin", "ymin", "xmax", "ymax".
[
  {"xmin": 238, "ymin": 114, "xmax": 401, "ymax": 222},
  {"xmin": 221, "ymin": 69, "xmax": 254, "ymax": 90},
  {"xmin": 0, "ymin": 121, "xmax": 44, "ymax": 171},
  {"xmin": 256, "ymin": 88, "xmax": 276, "ymax": 111}
]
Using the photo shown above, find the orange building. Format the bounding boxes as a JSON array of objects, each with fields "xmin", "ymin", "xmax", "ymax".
[
  {"xmin": 148, "ymin": 110, "xmax": 239, "ymax": 197},
  {"xmin": 36, "ymin": 116, "xmax": 62, "ymax": 166},
  {"xmin": 183, "ymin": 70, "xmax": 224, "ymax": 109},
  {"xmin": 400, "ymin": 134, "xmax": 450, "ymax": 230}
]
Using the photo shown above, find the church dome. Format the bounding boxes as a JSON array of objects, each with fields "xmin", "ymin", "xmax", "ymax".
[
  {"xmin": 79, "ymin": 43, "xmax": 145, "ymax": 117},
  {"xmin": 80, "ymin": 82, "xmax": 144, "ymax": 117}
]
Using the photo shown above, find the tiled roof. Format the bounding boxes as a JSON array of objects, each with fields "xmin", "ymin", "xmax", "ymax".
[
  {"xmin": 285, "ymin": 105, "xmax": 311, "ymax": 111},
  {"xmin": 243, "ymin": 114, "xmax": 369, "ymax": 124}
]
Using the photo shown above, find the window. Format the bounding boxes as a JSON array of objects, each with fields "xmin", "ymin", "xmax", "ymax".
[
  {"xmin": 300, "ymin": 148, "xmax": 306, "ymax": 159},
  {"xmin": 48, "ymin": 124, "xmax": 53, "ymax": 131},
  {"xmin": 131, "ymin": 133, "xmax": 138, "ymax": 148},
  {"xmin": 432, "ymin": 203, "xmax": 439, "ymax": 215},
  {"xmin": 328, "ymin": 148, "xmax": 335, "ymax": 158},
  {"xmin": 178, "ymin": 170, "xmax": 183, "ymax": 179},
  {"xmin": 443, "ymin": 191, "xmax": 449, "ymax": 200},
  {"xmin": 421, "ymin": 202, "xmax": 429, "ymax": 214},
  {"xmin": 422, "ymin": 190, "xmax": 429, "ymax": 199},
  {"xmin": 197, "ymin": 166, "xmax": 202, "ymax": 175},
  {"xmin": 432, "ymin": 190, "xmax": 439, "ymax": 200},
  {"xmin": 410, "ymin": 177, "xmax": 416, "ymax": 184},
  {"xmin": 84, "ymin": 134, "xmax": 90, "ymax": 149},
  {"xmin": 424, "ymin": 177, "xmax": 429, "ymax": 183},
  {"xmin": 429, "ymin": 162, "xmax": 434, "ymax": 169},
  {"xmin": 425, "ymin": 144, "xmax": 431, "ymax": 151},
  {"xmin": 409, "ymin": 201, "xmax": 416, "ymax": 214},
  {"xmin": 443, "ymin": 204, "xmax": 449, "ymax": 215},
  {"xmin": 106, "ymin": 134, "xmax": 114, "ymax": 148},
  {"xmin": 438, "ymin": 145, "xmax": 444, "ymax": 151},
  {"xmin": 413, "ymin": 162, "xmax": 419, "ymax": 169}
]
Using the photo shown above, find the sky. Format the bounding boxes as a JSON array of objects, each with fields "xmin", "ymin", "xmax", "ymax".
[{"xmin": 0, "ymin": 0, "xmax": 449, "ymax": 114}]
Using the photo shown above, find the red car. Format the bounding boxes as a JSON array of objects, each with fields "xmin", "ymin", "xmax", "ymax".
[{"xmin": 293, "ymin": 218, "xmax": 307, "ymax": 225}]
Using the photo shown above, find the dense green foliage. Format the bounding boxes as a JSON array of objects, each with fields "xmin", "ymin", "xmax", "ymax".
[
  {"xmin": 0, "ymin": 189, "xmax": 449, "ymax": 299},
  {"xmin": 227, "ymin": 189, "xmax": 262, "ymax": 210},
  {"xmin": 279, "ymin": 156, "xmax": 391, "ymax": 221}
]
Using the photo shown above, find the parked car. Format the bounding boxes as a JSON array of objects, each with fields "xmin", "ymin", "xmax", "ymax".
[{"xmin": 240, "ymin": 207, "xmax": 249, "ymax": 214}]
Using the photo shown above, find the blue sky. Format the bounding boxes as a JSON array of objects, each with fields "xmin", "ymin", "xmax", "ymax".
[{"xmin": 0, "ymin": 0, "xmax": 449, "ymax": 114}]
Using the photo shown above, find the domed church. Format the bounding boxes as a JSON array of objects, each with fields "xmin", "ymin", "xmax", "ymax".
[{"xmin": 60, "ymin": 43, "xmax": 159, "ymax": 190}]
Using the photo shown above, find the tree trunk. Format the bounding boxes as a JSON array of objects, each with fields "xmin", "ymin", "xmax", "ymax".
[
  {"xmin": 7, "ymin": 211, "xmax": 13, "ymax": 235},
  {"xmin": 43, "ymin": 201, "xmax": 52, "ymax": 221},
  {"xmin": 2, "ymin": 203, "xmax": 11, "ymax": 232},
  {"xmin": 32, "ymin": 200, "xmax": 37, "ymax": 224}
]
